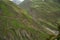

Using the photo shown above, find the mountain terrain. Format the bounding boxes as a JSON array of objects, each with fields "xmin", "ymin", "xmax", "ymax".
[
  {"xmin": 0, "ymin": 0, "xmax": 60, "ymax": 40},
  {"xmin": 20, "ymin": 0, "xmax": 60, "ymax": 30}
]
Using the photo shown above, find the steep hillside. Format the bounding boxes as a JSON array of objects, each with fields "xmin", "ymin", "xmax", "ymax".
[
  {"xmin": 19, "ymin": 0, "xmax": 60, "ymax": 40},
  {"xmin": 0, "ymin": 0, "xmax": 52, "ymax": 40},
  {"xmin": 20, "ymin": 0, "xmax": 60, "ymax": 30}
]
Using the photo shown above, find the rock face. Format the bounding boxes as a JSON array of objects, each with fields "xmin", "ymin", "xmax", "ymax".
[{"xmin": 20, "ymin": 0, "xmax": 32, "ymax": 8}]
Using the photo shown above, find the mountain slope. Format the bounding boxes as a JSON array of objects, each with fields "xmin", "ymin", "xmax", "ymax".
[
  {"xmin": 0, "ymin": 0, "xmax": 52, "ymax": 40},
  {"xmin": 20, "ymin": 0, "xmax": 60, "ymax": 30},
  {"xmin": 19, "ymin": 0, "xmax": 60, "ymax": 40}
]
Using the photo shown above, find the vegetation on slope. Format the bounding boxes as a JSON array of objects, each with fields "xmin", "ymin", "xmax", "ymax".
[
  {"xmin": 20, "ymin": 0, "xmax": 60, "ymax": 30},
  {"xmin": 0, "ymin": 0, "xmax": 51, "ymax": 40},
  {"xmin": 19, "ymin": 0, "xmax": 60, "ymax": 40}
]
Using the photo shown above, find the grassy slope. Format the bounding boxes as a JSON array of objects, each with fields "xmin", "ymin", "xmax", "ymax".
[
  {"xmin": 22, "ymin": 0, "xmax": 60, "ymax": 30},
  {"xmin": 33, "ymin": 0, "xmax": 60, "ymax": 23},
  {"xmin": 0, "ymin": 0, "xmax": 50, "ymax": 40}
]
